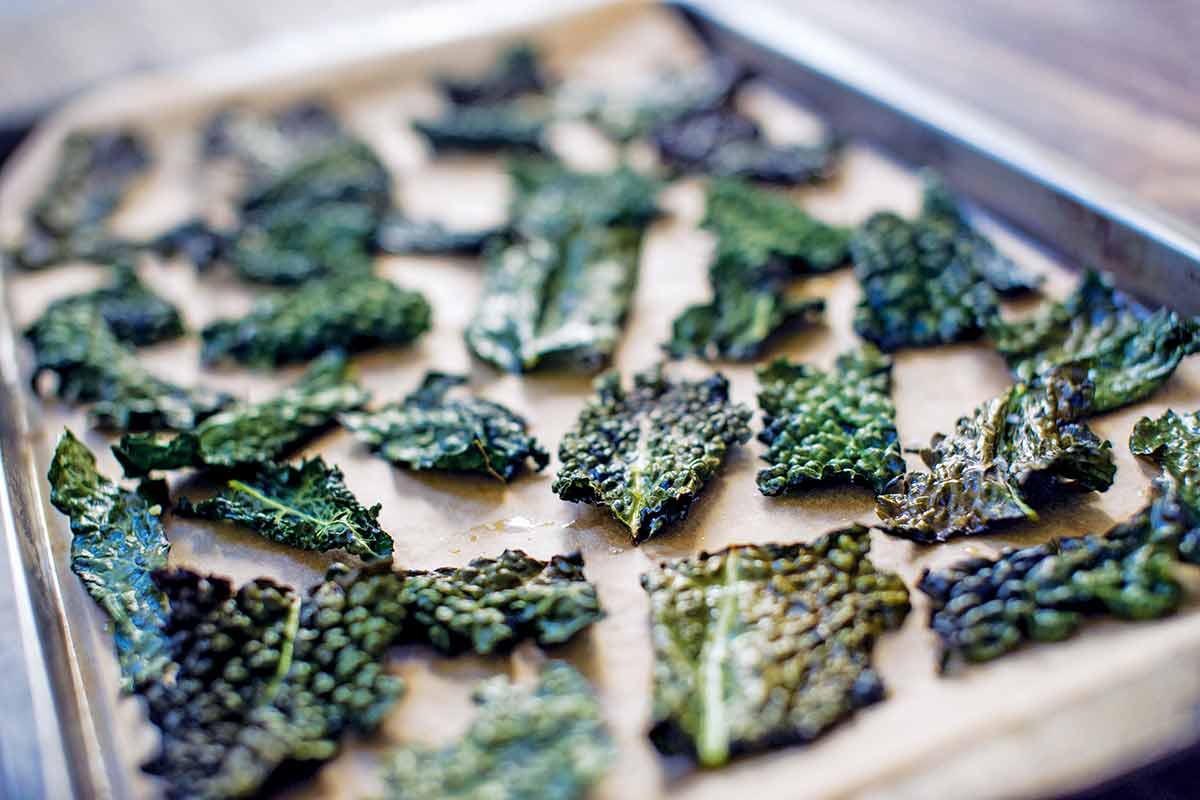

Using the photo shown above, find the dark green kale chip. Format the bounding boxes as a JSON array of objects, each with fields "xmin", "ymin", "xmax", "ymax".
[
  {"xmin": 851, "ymin": 175, "xmax": 1040, "ymax": 352},
  {"xmin": 12, "ymin": 130, "xmax": 150, "ymax": 270},
  {"xmin": 876, "ymin": 370, "xmax": 1116, "ymax": 542},
  {"xmin": 382, "ymin": 662, "xmax": 613, "ymax": 800},
  {"xmin": 920, "ymin": 489, "xmax": 1192, "ymax": 670},
  {"xmin": 988, "ymin": 272, "xmax": 1200, "ymax": 414},
  {"xmin": 508, "ymin": 158, "xmax": 660, "ymax": 240},
  {"xmin": 175, "ymin": 458, "xmax": 392, "ymax": 559},
  {"xmin": 552, "ymin": 366, "xmax": 752, "ymax": 542},
  {"xmin": 643, "ymin": 525, "xmax": 910, "ymax": 766},
  {"xmin": 47, "ymin": 430, "xmax": 171, "ymax": 690},
  {"xmin": 148, "ymin": 219, "xmax": 228, "ymax": 271},
  {"xmin": 27, "ymin": 305, "xmax": 232, "ymax": 431},
  {"xmin": 412, "ymin": 105, "xmax": 546, "ymax": 155},
  {"xmin": 200, "ymin": 274, "xmax": 432, "ymax": 367},
  {"xmin": 26, "ymin": 263, "xmax": 183, "ymax": 347},
  {"xmin": 652, "ymin": 108, "xmax": 839, "ymax": 185},
  {"xmin": 756, "ymin": 347, "xmax": 904, "ymax": 495},
  {"xmin": 112, "ymin": 352, "xmax": 369, "ymax": 476},
  {"xmin": 437, "ymin": 43, "xmax": 549, "ymax": 106},
  {"xmin": 667, "ymin": 179, "xmax": 848, "ymax": 360},
  {"xmin": 340, "ymin": 371, "xmax": 548, "ymax": 481},
  {"xmin": 374, "ymin": 212, "xmax": 501, "ymax": 255},
  {"xmin": 1131, "ymin": 409, "xmax": 1200, "ymax": 562}
]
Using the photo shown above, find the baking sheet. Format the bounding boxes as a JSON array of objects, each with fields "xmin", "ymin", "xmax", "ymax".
[{"xmin": 3, "ymin": 4, "xmax": 1200, "ymax": 799}]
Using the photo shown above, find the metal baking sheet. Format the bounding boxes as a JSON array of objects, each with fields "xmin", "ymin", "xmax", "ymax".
[{"xmin": 2, "ymin": 2, "xmax": 1200, "ymax": 798}]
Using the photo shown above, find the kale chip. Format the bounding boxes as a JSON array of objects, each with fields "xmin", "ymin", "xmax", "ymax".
[
  {"xmin": 202, "ymin": 102, "xmax": 344, "ymax": 184},
  {"xmin": 47, "ymin": 430, "xmax": 171, "ymax": 690},
  {"xmin": 1131, "ymin": 409, "xmax": 1200, "ymax": 562},
  {"xmin": 507, "ymin": 158, "xmax": 661, "ymax": 240},
  {"xmin": 112, "ymin": 352, "xmax": 368, "ymax": 476},
  {"xmin": 27, "ymin": 305, "xmax": 232, "ymax": 431},
  {"xmin": 200, "ymin": 274, "xmax": 432, "ymax": 367},
  {"xmin": 374, "ymin": 212, "xmax": 501, "ymax": 256},
  {"xmin": 27, "ymin": 263, "xmax": 183, "ymax": 347},
  {"xmin": 989, "ymin": 272, "xmax": 1200, "ymax": 414},
  {"xmin": 652, "ymin": 107, "xmax": 839, "ymax": 185},
  {"xmin": 553, "ymin": 366, "xmax": 752, "ymax": 542},
  {"xmin": 382, "ymin": 662, "xmax": 613, "ymax": 800},
  {"xmin": 920, "ymin": 489, "xmax": 1192, "ymax": 670},
  {"xmin": 876, "ymin": 370, "xmax": 1116, "ymax": 542},
  {"xmin": 667, "ymin": 179, "xmax": 848, "ymax": 360},
  {"xmin": 175, "ymin": 458, "xmax": 392, "ymax": 559},
  {"xmin": 412, "ymin": 105, "xmax": 547, "ymax": 155},
  {"xmin": 643, "ymin": 525, "xmax": 910, "ymax": 766},
  {"xmin": 851, "ymin": 175, "xmax": 1040, "ymax": 352},
  {"xmin": 148, "ymin": 219, "xmax": 228, "ymax": 271},
  {"xmin": 756, "ymin": 347, "xmax": 905, "ymax": 495},
  {"xmin": 341, "ymin": 371, "xmax": 548, "ymax": 481},
  {"xmin": 436, "ymin": 43, "xmax": 550, "ymax": 106}
]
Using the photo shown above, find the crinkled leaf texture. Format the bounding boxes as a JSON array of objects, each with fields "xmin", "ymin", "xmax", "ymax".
[
  {"xmin": 920, "ymin": 489, "xmax": 1192, "ymax": 670},
  {"xmin": 47, "ymin": 430, "xmax": 170, "ymax": 690},
  {"xmin": 756, "ymin": 347, "xmax": 905, "ymax": 495},
  {"xmin": 27, "ymin": 305, "xmax": 232, "ymax": 431},
  {"xmin": 138, "ymin": 549, "xmax": 602, "ymax": 799},
  {"xmin": 877, "ymin": 369, "xmax": 1116, "ymax": 542},
  {"xmin": 113, "ymin": 352, "xmax": 368, "ymax": 476},
  {"xmin": 175, "ymin": 458, "xmax": 392, "ymax": 558},
  {"xmin": 382, "ymin": 662, "xmax": 613, "ymax": 800},
  {"xmin": 412, "ymin": 105, "xmax": 547, "ymax": 155},
  {"xmin": 341, "ymin": 371, "xmax": 548, "ymax": 481},
  {"xmin": 553, "ymin": 366, "xmax": 752, "ymax": 543},
  {"xmin": 852, "ymin": 174, "xmax": 1040, "ymax": 352},
  {"xmin": 436, "ymin": 43, "xmax": 549, "ymax": 106},
  {"xmin": 200, "ymin": 274, "xmax": 432, "ymax": 367},
  {"xmin": 989, "ymin": 271, "xmax": 1200, "ymax": 414},
  {"xmin": 642, "ymin": 525, "xmax": 910, "ymax": 766},
  {"xmin": 1131, "ymin": 409, "xmax": 1200, "ymax": 562},
  {"xmin": 27, "ymin": 263, "xmax": 183, "ymax": 347}
]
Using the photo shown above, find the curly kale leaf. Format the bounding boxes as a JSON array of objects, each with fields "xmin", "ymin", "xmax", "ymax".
[
  {"xmin": 667, "ymin": 179, "xmax": 849, "ymax": 360},
  {"xmin": 920, "ymin": 489, "xmax": 1192, "ymax": 670},
  {"xmin": 341, "ymin": 371, "xmax": 548, "ymax": 481},
  {"xmin": 989, "ymin": 272, "xmax": 1200, "ymax": 414},
  {"xmin": 852, "ymin": 175, "xmax": 1040, "ymax": 352},
  {"xmin": 200, "ymin": 274, "xmax": 432, "ymax": 367},
  {"xmin": 175, "ymin": 458, "xmax": 392, "ymax": 558},
  {"xmin": 553, "ymin": 366, "xmax": 752, "ymax": 542},
  {"xmin": 643, "ymin": 525, "xmax": 910, "ymax": 766},
  {"xmin": 149, "ymin": 219, "xmax": 228, "ymax": 271},
  {"xmin": 382, "ymin": 662, "xmax": 613, "ymax": 800},
  {"xmin": 27, "ymin": 263, "xmax": 184, "ymax": 347},
  {"xmin": 1131, "ymin": 409, "xmax": 1200, "ymax": 562},
  {"xmin": 374, "ymin": 212, "xmax": 501, "ymax": 255},
  {"xmin": 877, "ymin": 370, "xmax": 1116, "ymax": 542},
  {"xmin": 47, "ymin": 430, "xmax": 170, "ymax": 690},
  {"xmin": 652, "ymin": 107, "xmax": 839, "ymax": 185},
  {"xmin": 27, "ymin": 305, "xmax": 232, "ymax": 431},
  {"xmin": 412, "ymin": 105, "xmax": 546, "ymax": 155},
  {"xmin": 756, "ymin": 347, "xmax": 904, "ymax": 495},
  {"xmin": 112, "ymin": 352, "xmax": 368, "ymax": 476},
  {"xmin": 436, "ymin": 43, "xmax": 549, "ymax": 106},
  {"xmin": 508, "ymin": 159, "xmax": 661, "ymax": 241},
  {"xmin": 13, "ymin": 130, "xmax": 150, "ymax": 270}
]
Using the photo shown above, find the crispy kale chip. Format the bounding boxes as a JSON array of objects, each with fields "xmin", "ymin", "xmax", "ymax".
[
  {"xmin": 47, "ymin": 430, "xmax": 170, "ymax": 690},
  {"xmin": 341, "ymin": 371, "xmax": 548, "ymax": 481},
  {"xmin": 652, "ymin": 107, "xmax": 839, "ymax": 185},
  {"xmin": 412, "ymin": 106, "xmax": 546, "ymax": 155},
  {"xmin": 920, "ymin": 489, "xmax": 1192, "ymax": 670},
  {"xmin": 175, "ymin": 458, "xmax": 392, "ymax": 558},
  {"xmin": 553, "ymin": 366, "xmax": 752, "ymax": 542},
  {"xmin": 374, "ymin": 212, "xmax": 501, "ymax": 256},
  {"xmin": 643, "ymin": 525, "xmax": 910, "ymax": 766},
  {"xmin": 436, "ymin": 43, "xmax": 550, "ymax": 106},
  {"xmin": 507, "ymin": 159, "xmax": 661, "ymax": 240},
  {"xmin": 876, "ymin": 370, "xmax": 1116, "ymax": 542},
  {"xmin": 989, "ymin": 272, "xmax": 1200, "ymax": 414},
  {"xmin": 27, "ymin": 264, "xmax": 184, "ymax": 347},
  {"xmin": 382, "ymin": 662, "xmax": 613, "ymax": 800},
  {"xmin": 667, "ymin": 179, "xmax": 848, "ymax": 360},
  {"xmin": 202, "ymin": 102, "xmax": 344, "ymax": 183},
  {"xmin": 756, "ymin": 347, "xmax": 904, "ymax": 495},
  {"xmin": 852, "ymin": 175, "xmax": 1040, "ymax": 352},
  {"xmin": 149, "ymin": 219, "xmax": 228, "ymax": 271},
  {"xmin": 27, "ymin": 305, "xmax": 232, "ymax": 431},
  {"xmin": 200, "ymin": 274, "xmax": 432, "ymax": 367},
  {"xmin": 113, "ymin": 352, "xmax": 368, "ymax": 476},
  {"xmin": 1131, "ymin": 409, "xmax": 1200, "ymax": 562},
  {"xmin": 13, "ymin": 130, "xmax": 150, "ymax": 270}
]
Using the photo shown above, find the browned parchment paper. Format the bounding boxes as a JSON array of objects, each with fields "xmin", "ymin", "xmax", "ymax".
[{"xmin": 3, "ymin": 4, "xmax": 1200, "ymax": 799}]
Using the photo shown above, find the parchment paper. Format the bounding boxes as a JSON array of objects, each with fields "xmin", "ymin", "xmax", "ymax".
[{"xmin": 3, "ymin": 5, "xmax": 1200, "ymax": 799}]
